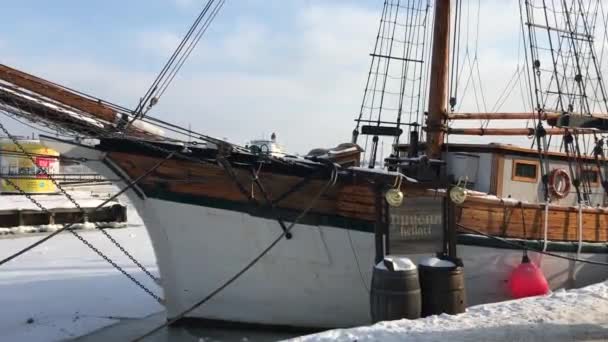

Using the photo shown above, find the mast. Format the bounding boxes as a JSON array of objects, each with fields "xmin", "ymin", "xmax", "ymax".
[{"xmin": 425, "ymin": 0, "xmax": 451, "ymax": 159}]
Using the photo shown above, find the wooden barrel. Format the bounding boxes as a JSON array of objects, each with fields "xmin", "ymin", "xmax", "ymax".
[
  {"xmin": 370, "ymin": 257, "xmax": 421, "ymax": 323},
  {"xmin": 418, "ymin": 257, "xmax": 466, "ymax": 317}
]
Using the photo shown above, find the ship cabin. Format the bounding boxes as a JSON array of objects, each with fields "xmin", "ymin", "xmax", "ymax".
[{"xmin": 394, "ymin": 143, "xmax": 608, "ymax": 207}]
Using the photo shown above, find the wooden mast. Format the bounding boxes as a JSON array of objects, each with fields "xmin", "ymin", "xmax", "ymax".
[
  {"xmin": 443, "ymin": 127, "xmax": 598, "ymax": 136},
  {"xmin": 447, "ymin": 112, "xmax": 561, "ymax": 121},
  {"xmin": 425, "ymin": 0, "xmax": 451, "ymax": 159}
]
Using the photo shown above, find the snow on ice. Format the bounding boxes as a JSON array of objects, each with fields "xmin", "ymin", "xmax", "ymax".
[
  {"xmin": 0, "ymin": 185, "xmax": 158, "ymax": 341},
  {"xmin": 0, "ymin": 227, "xmax": 162, "ymax": 342}
]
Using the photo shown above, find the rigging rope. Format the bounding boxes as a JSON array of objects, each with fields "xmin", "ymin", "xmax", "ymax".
[
  {"xmin": 354, "ymin": 0, "xmax": 430, "ymax": 165},
  {"xmin": 128, "ymin": 0, "xmax": 225, "ymax": 125},
  {"xmin": 457, "ymin": 224, "xmax": 608, "ymax": 267},
  {"xmin": 0, "ymin": 122, "xmax": 165, "ymax": 285}
]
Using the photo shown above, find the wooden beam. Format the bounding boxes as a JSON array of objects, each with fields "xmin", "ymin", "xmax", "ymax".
[
  {"xmin": 447, "ymin": 112, "xmax": 561, "ymax": 120},
  {"xmin": 442, "ymin": 127, "xmax": 598, "ymax": 136},
  {"xmin": 425, "ymin": 0, "xmax": 451, "ymax": 159},
  {"xmin": 0, "ymin": 64, "xmax": 117, "ymax": 123}
]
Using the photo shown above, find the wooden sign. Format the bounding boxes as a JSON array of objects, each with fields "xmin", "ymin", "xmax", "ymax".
[{"xmin": 388, "ymin": 196, "xmax": 444, "ymax": 254}]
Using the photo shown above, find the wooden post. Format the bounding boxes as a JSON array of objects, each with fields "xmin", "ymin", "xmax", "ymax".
[
  {"xmin": 374, "ymin": 186, "xmax": 385, "ymax": 264},
  {"xmin": 425, "ymin": 0, "xmax": 451, "ymax": 159},
  {"xmin": 447, "ymin": 198, "xmax": 457, "ymax": 258}
]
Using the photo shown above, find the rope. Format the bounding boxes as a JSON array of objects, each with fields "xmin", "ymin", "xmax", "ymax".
[
  {"xmin": 347, "ymin": 228, "xmax": 369, "ymax": 293},
  {"xmin": 129, "ymin": 0, "xmax": 225, "ymax": 124},
  {"xmin": 577, "ymin": 203, "xmax": 583, "ymax": 258},
  {"xmin": 133, "ymin": 163, "xmax": 339, "ymax": 341},
  {"xmin": 543, "ymin": 202, "xmax": 549, "ymax": 252},
  {"xmin": 457, "ymin": 224, "xmax": 608, "ymax": 267}
]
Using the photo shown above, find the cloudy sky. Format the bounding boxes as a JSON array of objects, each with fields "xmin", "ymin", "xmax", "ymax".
[{"xmin": 1, "ymin": 0, "xmax": 535, "ymax": 154}]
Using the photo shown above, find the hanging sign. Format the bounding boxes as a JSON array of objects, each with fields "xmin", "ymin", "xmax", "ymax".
[{"xmin": 388, "ymin": 196, "xmax": 444, "ymax": 254}]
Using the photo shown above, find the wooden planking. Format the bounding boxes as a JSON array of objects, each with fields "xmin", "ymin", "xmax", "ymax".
[
  {"xmin": 457, "ymin": 201, "xmax": 608, "ymax": 242},
  {"xmin": 109, "ymin": 152, "xmax": 379, "ymax": 221},
  {"xmin": 0, "ymin": 64, "xmax": 116, "ymax": 122},
  {"xmin": 109, "ymin": 151, "xmax": 608, "ymax": 243}
]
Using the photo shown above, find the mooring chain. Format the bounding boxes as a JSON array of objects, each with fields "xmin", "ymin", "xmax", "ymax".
[
  {"xmin": 1, "ymin": 177, "xmax": 164, "ymax": 304},
  {"xmin": 0, "ymin": 123, "xmax": 164, "ymax": 293},
  {"xmin": 0, "ymin": 122, "xmax": 160, "ymax": 284},
  {"xmin": 66, "ymin": 227, "xmax": 164, "ymax": 303}
]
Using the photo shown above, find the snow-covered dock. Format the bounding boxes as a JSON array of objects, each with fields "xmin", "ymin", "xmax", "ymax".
[
  {"xmin": 0, "ymin": 187, "xmax": 127, "ymax": 234},
  {"xmin": 294, "ymin": 281, "xmax": 608, "ymax": 341}
]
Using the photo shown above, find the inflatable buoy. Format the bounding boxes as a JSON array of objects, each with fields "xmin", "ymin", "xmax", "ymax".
[
  {"xmin": 548, "ymin": 168, "xmax": 571, "ymax": 199},
  {"xmin": 508, "ymin": 255, "xmax": 549, "ymax": 299}
]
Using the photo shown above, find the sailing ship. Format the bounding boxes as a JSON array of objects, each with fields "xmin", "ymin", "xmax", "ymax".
[{"xmin": 1, "ymin": 0, "xmax": 608, "ymax": 329}]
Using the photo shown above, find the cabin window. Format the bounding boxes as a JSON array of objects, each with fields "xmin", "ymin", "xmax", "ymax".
[
  {"xmin": 581, "ymin": 168, "xmax": 600, "ymax": 185},
  {"xmin": 512, "ymin": 159, "xmax": 539, "ymax": 183}
]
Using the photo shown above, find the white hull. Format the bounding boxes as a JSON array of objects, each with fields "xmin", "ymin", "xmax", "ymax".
[
  {"xmin": 46, "ymin": 140, "xmax": 608, "ymax": 328},
  {"xmin": 141, "ymin": 199, "xmax": 608, "ymax": 328}
]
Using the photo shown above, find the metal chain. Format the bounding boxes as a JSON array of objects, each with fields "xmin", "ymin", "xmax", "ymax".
[
  {"xmin": 0, "ymin": 121, "xmax": 159, "ymax": 283},
  {"xmin": 1, "ymin": 178, "xmax": 163, "ymax": 303},
  {"xmin": 67, "ymin": 228, "xmax": 163, "ymax": 303}
]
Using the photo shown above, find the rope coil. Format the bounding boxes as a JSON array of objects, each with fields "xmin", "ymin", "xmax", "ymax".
[
  {"xmin": 449, "ymin": 176, "xmax": 468, "ymax": 204},
  {"xmin": 385, "ymin": 173, "xmax": 404, "ymax": 207}
]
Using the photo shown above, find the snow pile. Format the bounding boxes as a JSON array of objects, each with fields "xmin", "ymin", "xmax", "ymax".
[
  {"xmin": 0, "ymin": 222, "xmax": 128, "ymax": 236},
  {"xmin": 418, "ymin": 256, "xmax": 456, "ymax": 268},
  {"xmin": 0, "ymin": 190, "xmax": 119, "ymax": 211},
  {"xmin": 0, "ymin": 185, "xmax": 133, "ymax": 235},
  {"xmin": 375, "ymin": 256, "xmax": 416, "ymax": 271},
  {"xmin": 294, "ymin": 281, "xmax": 608, "ymax": 341}
]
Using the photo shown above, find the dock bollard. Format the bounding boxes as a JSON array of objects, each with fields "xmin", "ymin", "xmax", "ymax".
[
  {"xmin": 370, "ymin": 255, "xmax": 421, "ymax": 323},
  {"xmin": 418, "ymin": 255, "xmax": 466, "ymax": 317}
]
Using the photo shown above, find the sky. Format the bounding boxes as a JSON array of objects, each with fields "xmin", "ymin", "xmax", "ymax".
[{"xmin": 0, "ymin": 0, "xmax": 533, "ymax": 155}]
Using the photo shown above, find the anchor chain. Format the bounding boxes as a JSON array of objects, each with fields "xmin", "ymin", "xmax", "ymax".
[
  {"xmin": 1, "ymin": 178, "xmax": 163, "ymax": 304},
  {"xmin": 0, "ymin": 122, "xmax": 163, "ymax": 298}
]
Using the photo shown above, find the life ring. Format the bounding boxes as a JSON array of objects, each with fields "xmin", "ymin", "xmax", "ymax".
[{"xmin": 548, "ymin": 168, "xmax": 571, "ymax": 199}]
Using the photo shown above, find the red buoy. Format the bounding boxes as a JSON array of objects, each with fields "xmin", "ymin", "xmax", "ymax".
[{"xmin": 508, "ymin": 255, "xmax": 549, "ymax": 299}]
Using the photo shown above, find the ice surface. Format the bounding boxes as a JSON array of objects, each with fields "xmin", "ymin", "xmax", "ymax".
[
  {"xmin": 0, "ymin": 227, "xmax": 162, "ymax": 342},
  {"xmin": 0, "ymin": 185, "xmax": 160, "ymax": 341}
]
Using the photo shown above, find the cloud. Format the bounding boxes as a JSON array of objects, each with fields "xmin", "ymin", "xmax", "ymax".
[
  {"xmin": 174, "ymin": 0, "xmax": 195, "ymax": 9},
  {"xmin": 135, "ymin": 31, "xmax": 182, "ymax": 57},
  {"xmin": 1, "ymin": 1, "xmax": 544, "ymax": 154},
  {"xmin": 121, "ymin": 2, "xmax": 380, "ymax": 153}
]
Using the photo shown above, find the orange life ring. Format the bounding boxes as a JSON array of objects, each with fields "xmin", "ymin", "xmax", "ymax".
[{"xmin": 548, "ymin": 168, "xmax": 571, "ymax": 199}]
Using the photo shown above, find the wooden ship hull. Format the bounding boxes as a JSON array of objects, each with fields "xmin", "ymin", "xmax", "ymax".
[{"xmin": 41, "ymin": 136, "xmax": 608, "ymax": 328}]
